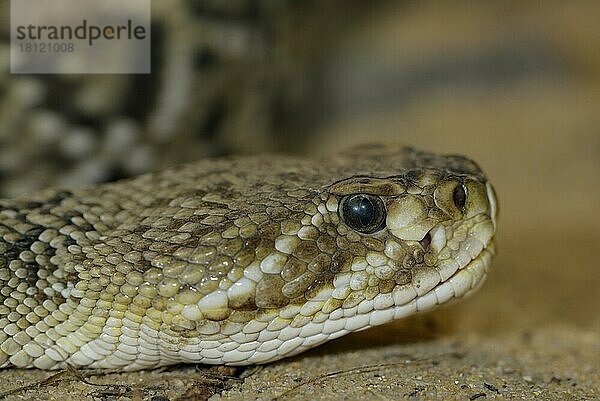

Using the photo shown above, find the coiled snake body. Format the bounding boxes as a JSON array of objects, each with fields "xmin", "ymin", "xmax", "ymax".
[{"xmin": 0, "ymin": 145, "xmax": 497, "ymax": 370}]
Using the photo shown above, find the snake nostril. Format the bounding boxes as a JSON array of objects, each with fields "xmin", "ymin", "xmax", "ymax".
[{"xmin": 419, "ymin": 232, "xmax": 431, "ymax": 251}]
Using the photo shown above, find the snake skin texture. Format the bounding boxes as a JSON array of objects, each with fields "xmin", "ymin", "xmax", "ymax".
[{"xmin": 0, "ymin": 144, "xmax": 497, "ymax": 370}]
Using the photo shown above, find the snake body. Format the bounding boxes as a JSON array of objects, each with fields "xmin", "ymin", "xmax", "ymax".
[{"xmin": 0, "ymin": 144, "xmax": 497, "ymax": 370}]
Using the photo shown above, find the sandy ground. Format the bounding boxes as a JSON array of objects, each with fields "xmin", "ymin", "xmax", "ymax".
[{"xmin": 1, "ymin": 1, "xmax": 599, "ymax": 400}]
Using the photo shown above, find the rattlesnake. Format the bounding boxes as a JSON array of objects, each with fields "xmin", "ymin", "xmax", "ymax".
[{"xmin": 0, "ymin": 144, "xmax": 497, "ymax": 370}]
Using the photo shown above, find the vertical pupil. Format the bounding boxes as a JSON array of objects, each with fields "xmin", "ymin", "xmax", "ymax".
[{"xmin": 453, "ymin": 185, "xmax": 466, "ymax": 209}]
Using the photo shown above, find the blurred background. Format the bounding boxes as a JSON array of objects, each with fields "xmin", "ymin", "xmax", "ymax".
[{"xmin": 0, "ymin": 0, "xmax": 598, "ymax": 397}]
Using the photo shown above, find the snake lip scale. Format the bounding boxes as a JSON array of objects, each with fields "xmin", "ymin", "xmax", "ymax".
[{"xmin": 0, "ymin": 144, "xmax": 498, "ymax": 370}]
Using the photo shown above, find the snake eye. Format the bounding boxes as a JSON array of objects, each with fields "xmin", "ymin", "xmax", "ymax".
[
  {"xmin": 453, "ymin": 184, "xmax": 467, "ymax": 211},
  {"xmin": 341, "ymin": 194, "xmax": 386, "ymax": 234}
]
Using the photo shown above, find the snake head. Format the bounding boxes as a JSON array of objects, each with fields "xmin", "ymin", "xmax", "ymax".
[
  {"xmin": 315, "ymin": 146, "xmax": 498, "ymax": 332},
  {"xmin": 187, "ymin": 145, "xmax": 500, "ymax": 365},
  {"xmin": 329, "ymin": 164, "xmax": 497, "ymax": 318},
  {"xmin": 203, "ymin": 145, "xmax": 499, "ymax": 365}
]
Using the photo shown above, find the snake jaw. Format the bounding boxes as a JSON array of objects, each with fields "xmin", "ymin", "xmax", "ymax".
[{"xmin": 271, "ymin": 241, "xmax": 496, "ymax": 364}]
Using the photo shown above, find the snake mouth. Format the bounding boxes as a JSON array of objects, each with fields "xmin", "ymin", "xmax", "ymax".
[
  {"xmin": 300, "ymin": 240, "xmax": 496, "ymax": 357},
  {"xmin": 412, "ymin": 241, "xmax": 496, "ymax": 314},
  {"xmin": 353, "ymin": 241, "xmax": 496, "ymax": 331},
  {"xmin": 367, "ymin": 217, "xmax": 496, "ymax": 320}
]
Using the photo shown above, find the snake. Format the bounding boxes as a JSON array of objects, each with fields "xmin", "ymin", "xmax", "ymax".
[{"xmin": 0, "ymin": 144, "xmax": 497, "ymax": 370}]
